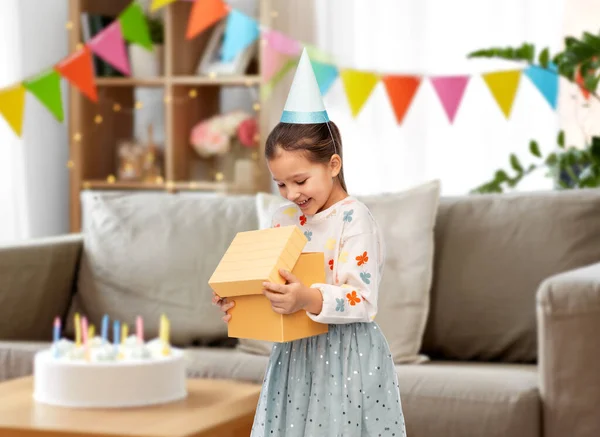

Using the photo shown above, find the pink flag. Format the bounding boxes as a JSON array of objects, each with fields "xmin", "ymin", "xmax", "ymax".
[
  {"xmin": 430, "ymin": 75, "xmax": 470, "ymax": 123},
  {"xmin": 88, "ymin": 21, "xmax": 131, "ymax": 76},
  {"xmin": 263, "ymin": 43, "xmax": 291, "ymax": 82},
  {"xmin": 264, "ymin": 30, "xmax": 301, "ymax": 57}
]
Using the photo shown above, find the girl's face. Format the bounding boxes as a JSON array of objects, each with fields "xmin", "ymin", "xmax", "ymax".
[{"xmin": 268, "ymin": 148, "xmax": 343, "ymax": 215}]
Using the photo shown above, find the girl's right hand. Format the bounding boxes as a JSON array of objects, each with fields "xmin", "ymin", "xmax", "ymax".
[{"xmin": 212, "ymin": 291, "xmax": 235, "ymax": 323}]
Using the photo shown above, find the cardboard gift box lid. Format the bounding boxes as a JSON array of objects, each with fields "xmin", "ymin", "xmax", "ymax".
[{"xmin": 208, "ymin": 225, "xmax": 310, "ymax": 298}]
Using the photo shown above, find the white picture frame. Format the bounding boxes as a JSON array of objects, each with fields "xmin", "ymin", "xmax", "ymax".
[{"xmin": 197, "ymin": 21, "xmax": 257, "ymax": 76}]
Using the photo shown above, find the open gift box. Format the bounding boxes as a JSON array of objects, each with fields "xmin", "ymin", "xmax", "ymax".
[{"xmin": 208, "ymin": 225, "xmax": 328, "ymax": 342}]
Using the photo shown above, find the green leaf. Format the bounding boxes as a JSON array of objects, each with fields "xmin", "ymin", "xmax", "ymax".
[
  {"xmin": 529, "ymin": 140, "xmax": 541, "ymax": 157},
  {"xmin": 545, "ymin": 152, "xmax": 558, "ymax": 166},
  {"xmin": 582, "ymin": 31, "xmax": 600, "ymax": 51},
  {"xmin": 557, "ymin": 130, "xmax": 565, "ymax": 148},
  {"xmin": 538, "ymin": 48, "xmax": 550, "ymax": 68},
  {"xmin": 590, "ymin": 136, "xmax": 600, "ymax": 164},
  {"xmin": 510, "ymin": 154, "xmax": 523, "ymax": 173}
]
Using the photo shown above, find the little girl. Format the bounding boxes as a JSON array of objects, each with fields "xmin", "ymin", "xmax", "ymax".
[{"xmin": 213, "ymin": 49, "xmax": 406, "ymax": 436}]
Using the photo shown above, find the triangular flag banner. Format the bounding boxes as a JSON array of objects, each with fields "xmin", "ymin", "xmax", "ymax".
[
  {"xmin": 430, "ymin": 75, "xmax": 470, "ymax": 123},
  {"xmin": 264, "ymin": 30, "xmax": 301, "ymax": 57},
  {"xmin": 186, "ymin": 0, "xmax": 230, "ymax": 40},
  {"xmin": 311, "ymin": 60, "xmax": 339, "ymax": 96},
  {"xmin": 340, "ymin": 70, "xmax": 380, "ymax": 117},
  {"xmin": 55, "ymin": 46, "xmax": 98, "ymax": 102},
  {"xmin": 23, "ymin": 70, "xmax": 64, "ymax": 122},
  {"xmin": 263, "ymin": 43, "xmax": 292, "ymax": 82},
  {"xmin": 119, "ymin": 2, "xmax": 153, "ymax": 51},
  {"xmin": 524, "ymin": 64, "xmax": 558, "ymax": 109},
  {"xmin": 0, "ymin": 84, "xmax": 26, "ymax": 136},
  {"xmin": 575, "ymin": 68, "xmax": 591, "ymax": 100},
  {"xmin": 150, "ymin": 0, "xmax": 177, "ymax": 12},
  {"xmin": 482, "ymin": 70, "xmax": 522, "ymax": 118},
  {"xmin": 221, "ymin": 10, "xmax": 259, "ymax": 62},
  {"xmin": 261, "ymin": 59, "xmax": 296, "ymax": 100},
  {"xmin": 88, "ymin": 21, "xmax": 131, "ymax": 76},
  {"xmin": 382, "ymin": 75, "xmax": 421, "ymax": 124},
  {"xmin": 306, "ymin": 44, "xmax": 336, "ymax": 64}
]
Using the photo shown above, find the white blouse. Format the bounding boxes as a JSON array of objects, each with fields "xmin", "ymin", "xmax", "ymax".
[{"xmin": 270, "ymin": 196, "xmax": 385, "ymax": 324}]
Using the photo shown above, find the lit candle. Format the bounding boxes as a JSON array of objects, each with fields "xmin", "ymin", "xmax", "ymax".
[
  {"xmin": 74, "ymin": 313, "xmax": 81, "ymax": 347},
  {"xmin": 53, "ymin": 317, "xmax": 61, "ymax": 343},
  {"xmin": 101, "ymin": 314, "xmax": 109, "ymax": 344},
  {"xmin": 136, "ymin": 316, "xmax": 144, "ymax": 344},
  {"xmin": 81, "ymin": 316, "xmax": 89, "ymax": 361},
  {"xmin": 121, "ymin": 323, "xmax": 128, "ymax": 344},
  {"xmin": 113, "ymin": 320, "xmax": 120, "ymax": 355},
  {"xmin": 88, "ymin": 324, "xmax": 95, "ymax": 339},
  {"xmin": 161, "ymin": 314, "xmax": 170, "ymax": 356}
]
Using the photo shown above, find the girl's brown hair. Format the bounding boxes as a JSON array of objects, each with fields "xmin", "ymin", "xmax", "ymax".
[{"xmin": 264, "ymin": 121, "xmax": 347, "ymax": 192}]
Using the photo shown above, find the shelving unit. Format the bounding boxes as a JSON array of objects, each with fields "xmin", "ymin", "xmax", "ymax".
[{"xmin": 67, "ymin": 0, "xmax": 272, "ymax": 231}]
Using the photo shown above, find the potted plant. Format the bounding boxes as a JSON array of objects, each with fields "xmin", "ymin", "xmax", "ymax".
[
  {"xmin": 129, "ymin": 14, "xmax": 165, "ymax": 78},
  {"xmin": 469, "ymin": 30, "xmax": 600, "ymax": 193}
]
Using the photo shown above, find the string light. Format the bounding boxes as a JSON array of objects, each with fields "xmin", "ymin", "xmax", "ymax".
[
  {"xmin": 73, "ymin": 132, "xmax": 82, "ymax": 142},
  {"xmin": 208, "ymin": 72, "xmax": 217, "ymax": 79},
  {"xmin": 83, "ymin": 181, "xmax": 91, "ymax": 189},
  {"xmin": 251, "ymin": 151, "xmax": 259, "ymax": 161},
  {"xmin": 189, "ymin": 181, "xmax": 199, "ymax": 189},
  {"xmin": 94, "ymin": 115, "xmax": 103, "ymax": 124},
  {"xmin": 66, "ymin": 160, "xmax": 75, "ymax": 169},
  {"xmin": 155, "ymin": 176, "xmax": 164, "ymax": 184},
  {"xmin": 165, "ymin": 180, "xmax": 175, "ymax": 190},
  {"xmin": 113, "ymin": 103, "xmax": 121, "ymax": 112},
  {"xmin": 215, "ymin": 172, "xmax": 224, "ymax": 182},
  {"xmin": 106, "ymin": 174, "xmax": 116, "ymax": 184},
  {"xmin": 65, "ymin": 21, "xmax": 74, "ymax": 30},
  {"xmin": 163, "ymin": 95, "xmax": 172, "ymax": 104},
  {"xmin": 75, "ymin": 43, "xmax": 83, "ymax": 51},
  {"xmin": 253, "ymin": 102, "xmax": 261, "ymax": 111},
  {"xmin": 135, "ymin": 101, "xmax": 143, "ymax": 110},
  {"xmin": 189, "ymin": 89, "xmax": 198, "ymax": 98}
]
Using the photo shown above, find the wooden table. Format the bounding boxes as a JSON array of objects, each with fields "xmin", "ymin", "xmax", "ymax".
[{"xmin": 0, "ymin": 376, "xmax": 262, "ymax": 437}]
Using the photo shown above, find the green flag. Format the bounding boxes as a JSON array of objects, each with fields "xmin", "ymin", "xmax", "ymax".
[
  {"xmin": 24, "ymin": 69, "xmax": 64, "ymax": 122},
  {"xmin": 119, "ymin": 2, "xmax": 153, "ymax": 51}
]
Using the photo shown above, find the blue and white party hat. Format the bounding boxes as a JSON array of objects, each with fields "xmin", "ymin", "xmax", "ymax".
[{"xmin": 280, "ymin": 48, "xmax": 329, "ymax": 124}]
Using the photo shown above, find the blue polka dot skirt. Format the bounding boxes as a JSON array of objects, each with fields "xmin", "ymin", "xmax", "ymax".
[{"xmin": 251, "ymin": 322, "xmax": 407, "ymax": 436}]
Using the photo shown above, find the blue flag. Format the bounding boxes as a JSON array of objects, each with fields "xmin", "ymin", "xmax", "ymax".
[
  {"xmin": 524, "ymin": 63, "xmax": 558, "ymax": 109},
  {"xmin": 222, "ymin": 10, "xmax": 259, "ymax": 62},
  {"xmin": 311, "ymin": 60, "xmax": 339, "ymax": 95}
]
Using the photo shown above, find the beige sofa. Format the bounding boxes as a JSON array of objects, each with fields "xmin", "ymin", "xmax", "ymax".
[{"xmin": 1, "ymin": 187, "xmax": 600, "ymax": 437}]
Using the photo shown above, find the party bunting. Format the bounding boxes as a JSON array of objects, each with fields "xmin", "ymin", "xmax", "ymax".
[
  {"xmin": 150, "ymin": 0, "xmax": 177, "ymax": 12},
  {"xmin": 186, "ymin": 0, "xmax": 230, "ymax": 40},
  {"xmin": 263, "ymin": 43, "xmax": 293, "ymax": 83},
  {"xmin": 88, "ymin": 21, "xmax": 131, "ymax": 76},
  {"xmin": 55, "ymin": 46, "xmax": 98, "ymax": 102},
  {"xmin": 311, "ymin": 61, "xmax": 339, "ymax": 96},
  {"xmin": 305, "ymin": 44, "xmax": 337, "ymax": 64},
  {"xmin": 119, "ymin": 2, "xmax": 152, "ymax": 51},
  {"xmin": 0, "ymin": 84, "xmax": 26, "ymax": 136},
  {"xmin": 482, "ymin": 70, "xmax": 522, "ymax": 118},
  {"xmin": 340, "ymin": 70, "xmax": 380, "ymax": 117},
  {"xmin": 264, "ymin": 30, "xmax": 301, "ymax": 57},
  {"xmin": 222, "ymin": 10, "xmax": 259, "ymax": 62},
  {"xmin": 430, "ymin": 76, "xmax": 470, "ymax": 123},
  {"xmin": 524, "ymin": 64, "xmax": 558, "ymax": 109},
  {"xmin": 23, "ymin": 70, "xmax": 64, "ymax": 122},
  {"xmin": 382, "ymin": 75, "xmax": 421, "ymax": 124},
  {"xmin": 261, "ymin": 59, "xmax": 296, "ymax": 100}
]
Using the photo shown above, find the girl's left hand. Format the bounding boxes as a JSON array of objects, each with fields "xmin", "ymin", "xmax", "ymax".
[{"xmin": 262, "ymin": 269, "xmax": 313, "ymax": 315}]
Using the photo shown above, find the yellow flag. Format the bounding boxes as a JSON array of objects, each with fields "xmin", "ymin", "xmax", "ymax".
[
  {"xmin": 0, "ymin": 84, "xmax": 26, "ymax": 136},
  {"xmin": 150, "ymin": 0, "xmax": 177, "ymax": 11},
  {"xmin": 482, "ymin": 70, "xmax": 522, "ymax": 118},
  {"xmin": 340, "ymin": 70, "xmax": 379, "ymax": 117}
]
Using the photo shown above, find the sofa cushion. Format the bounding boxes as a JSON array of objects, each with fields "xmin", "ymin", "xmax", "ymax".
[
  {"xmin": 423, "ymin": 189, "xmax": 600, "ymax": 363},
  {"xmin": 398, "ymin": 361, "xmax": 539, "ymax": 437},
  {"xmin": 0, "ymin": 341, "xmax": 47, "ymax": 382},
  {"xmin": 67, "ymin": 192, "xmax": 258, "ymax": 346},
  {"xmin": 238, "ymin": 182, "xmax": 441, "ymax": 364},
  {"xmin": 185, "ymin": 347, "xmax": 269, "ymax": 383}
]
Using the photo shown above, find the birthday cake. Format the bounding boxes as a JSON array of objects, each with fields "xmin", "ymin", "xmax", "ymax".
[{"xmin": 33, "ymin": 313, "xmax": 187, "ymax": 408}]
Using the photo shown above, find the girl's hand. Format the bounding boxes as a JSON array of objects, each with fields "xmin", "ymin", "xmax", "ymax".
[
  {"xmin": 262, "ymin": 269, "xmax": 323, "ymax": 315},
  {"xmin": 212, "ymin": 291, "xmax": 234, "ymax": 323}
]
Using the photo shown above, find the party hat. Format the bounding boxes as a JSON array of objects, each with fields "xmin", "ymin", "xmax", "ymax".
[{"xmin": 280, "ymin": 48, "xmax": 329, "ymax": 124}]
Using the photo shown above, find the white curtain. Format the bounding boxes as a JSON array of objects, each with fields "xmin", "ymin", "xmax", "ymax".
[
  {"xmin": 0, "ymin": 0, "xmax": 68, "ymax": 243},
  {"xmin": 275, "ymin": 0, "xmax": 565, "ymax": 196}
]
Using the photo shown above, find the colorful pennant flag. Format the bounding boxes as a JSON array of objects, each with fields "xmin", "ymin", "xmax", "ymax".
[
  {"xmin": 88, "ymin": 21, "xmax": 131, "ymax": 76},
  {"xmin": 186, "ymin": 0, "xmax": 230, "ymax": 40},
  {"xmin": 340, "ymin": 70, "xmax": 380, "ymax": 117},
  {"xmin": 119, "ymin": 2, "xmax": 153, "ymax": 51},
  {"xmin": 524, "ymin": 64, "xmax": 558, "ymax": 109},
  {"xmin": 263, "ymin": 43, "xmax": 293, "ymax": 83},
  {"xmin": 0, "ymin": 84, "xmax": 26, "ymax": 136},
  {"xmin": 430, "ymin": 75, "xmax": 470, "ymax": 123},
  {"xmin": 482, "ymin": 70, "xmax": 522, "ymax": 118},
  {"xmin": 382, "ymin": 75, "xmax": 421, "ymax": 124},
  {"xmin": 55, "ymin": 46, "xmax": 98, "ymax": 102},
  {"xmin": 264, "ymin": 30, "xmax": 301, "ymax": 57},
  {"xmin": 262, "ymin": 59, "xmax": 296, "ymax": 100},
  {"xmin": 311, "ymin": 61, "xmax": 339, "ymax": 96},
  {"xmin": 222, "ymin": 10, "xmax": 259, "ymax": 62},
  {"xmin": 150, "ymin": 0, "xmax": 177, "ymax": 12},
  {"xmin": 23, "ymin": 70, "xmax": 64, "ymax": 122},
  {"xmin": 306, "ymin": 44, "xmax": 337, "ymax": 64}
]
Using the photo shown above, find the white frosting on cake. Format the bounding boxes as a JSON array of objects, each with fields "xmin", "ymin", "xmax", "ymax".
[{"xmin": 34, "ymin": 337, "xmax": 187, "ymax": 408}]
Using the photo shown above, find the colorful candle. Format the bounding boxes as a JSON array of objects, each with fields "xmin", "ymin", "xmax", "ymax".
[
  {"xmin": 101, "ymin": 314, "xmax": 109, "ymax": 344},
  {"xmin": 74, "ymin": 313, "xmax": 81, "ymax": 347},
  {"xmin": 161, "ymin": 314, "xmax": 170, "ymax": 356},
  {"xmin": 136, "ymin": 316, "xmax": 144, "ymax": 344},
  {"xmin": 113, "ymin": 320, "xmax": 120, "ymax": 355},
  {"xmin": 88, "ymin": 324, "xmax": 95, "ymax": 339},
  {"xmin": 121, "ymin": 323, "xmax": 128, "ymax": 344},
  {"xmin": 81, "ymin": 316, "xmax": 89, "ymax": 361},
  {"xmin": 53, "ymin": 317, "xmax": 61, "ymax": 343}
]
